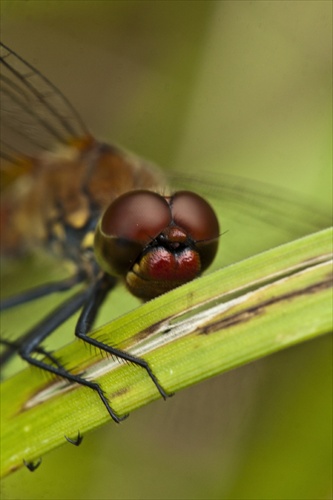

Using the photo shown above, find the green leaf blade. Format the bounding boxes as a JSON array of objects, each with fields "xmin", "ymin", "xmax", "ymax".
[{"xmin": 1, "ymin": 227, "xmax": 332, "ymax": 477}]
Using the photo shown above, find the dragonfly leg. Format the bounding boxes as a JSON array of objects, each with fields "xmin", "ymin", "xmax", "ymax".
[
  {"xmin": 8, "ymin": 285, "xmax": 127, "ymax": 422},
  {"xmin": 23, "ymin": 458, "xmax": 42, "ymax": 472},
  {"xmin": 65, "ymin": 432, "xmax": 83, "ymax": 446},
  {"xmin": 0, "ymin": 339, "xmax": 64, "ymax": 370},
  {"xmin": 33, "ymin": 346, "xmax": 65, "ymax": 369},
  {"xmin": 19, "ymin": 347, "xmax": 127, "ymax": 423},
  {"xmin": 75, "ymin": 274, "xmax": 173, "ymax": 400},
  {"xmin": 0, "ymin": 288, "xmax": 90, "ymax": 367},
  {"xmin": 0, "ymin": 272, "xmax": 86, "ymax": 311}
]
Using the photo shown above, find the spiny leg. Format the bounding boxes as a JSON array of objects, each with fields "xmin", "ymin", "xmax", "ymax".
[
  {"xmin": 10, "ymin": 281, "xmax": 127, "ymax": 422},
  {"xmin": 19, "ymin": 352, "xmax": 126, "ymax": 423},
  {"xmin": 0, "ymin": 286, "xmax": 89, "ymax": 367},
  {"xmin": 75, "ymin": 274, "xmax": 173, "ymax": 400},
  {"xmin": 0, "ymin": 273, "xmax": 86, "ymax": 311},
  {"xmin": 0, "ymin": 339, "xmax": 64, "ymax": 370}
]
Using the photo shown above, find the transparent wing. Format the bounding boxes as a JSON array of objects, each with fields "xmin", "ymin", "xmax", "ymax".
[
  {"xmin": 0, "ymin": 42, "xmax": 89, "ymax": 163},
  {"xmin": 173, "ymin": 171, "xmax": 332, "ymax": 268}
]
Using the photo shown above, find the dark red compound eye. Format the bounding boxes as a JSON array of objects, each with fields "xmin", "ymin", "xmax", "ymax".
[
  {"xmin": 94, "ymin": 189, "xmax": 220, "ymax": 300},
  {"xmin": 100, "ymin": 190, "xmax": 171, "ymax": 243},
  {"xmin": 94, "ymin": 190, "xmax": 172, "ymax": 276},
  {"xmin": 170, "ymin": 191, "xmax": 220, "ymax": 272},
  {"xmin": 170, "ymin": 191, "xmax": 220, "ymax": 242}
]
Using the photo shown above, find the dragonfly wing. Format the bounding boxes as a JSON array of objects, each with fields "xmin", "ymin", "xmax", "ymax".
[
  {"xmin": 0, "ymin": 42, "xmax": 89, "ymax": 163},
  {"xmin": 172, "ymin": 171, "xmax": 332, "ymax": 267}
]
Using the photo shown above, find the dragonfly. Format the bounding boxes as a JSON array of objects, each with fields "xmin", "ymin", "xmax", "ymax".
[
  {"xmin": 0, "ymin": 42, "xmax": 220, "ymax": 422},
  {"xmin": 0, "ymin": 42, "xmax": 330, "ymax": 425}
]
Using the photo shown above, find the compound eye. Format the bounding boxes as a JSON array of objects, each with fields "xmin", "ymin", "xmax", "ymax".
[
  {"xmin": 101, "ymin": 190, "xmax": 171, "ymax": 242},
  {"xmin": 171, "ymin": 191, "xmax": 219, "ymax": 241},
  {"xmin": 94, "ymin": 190, "xmax": 171, "ymax": 276}
]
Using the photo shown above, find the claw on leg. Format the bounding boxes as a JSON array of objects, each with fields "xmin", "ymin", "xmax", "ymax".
[
  {"xmin": 23, "ymin": 458, "xmax": 42, "ymax": 472},
  {"xmin": 65, "ymin": 431, "xmax": 83, "ymax": 446}
]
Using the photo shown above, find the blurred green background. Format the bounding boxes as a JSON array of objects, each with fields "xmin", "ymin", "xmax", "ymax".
[{"xmin": 1, "ymin": 1, "xmax": 332, "ymax": 499}]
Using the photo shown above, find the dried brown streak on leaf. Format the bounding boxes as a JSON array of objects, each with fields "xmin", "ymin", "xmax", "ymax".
[
  {"xmin": 200, "ymin": 276, "xmax": 333, "ymax": 335},
  {"xmin": 111, "ymin": 385, "xmax": 130, "ymax": 398},
  {"xmin": 131, "ymin": 317, "xmax": 172, "ymax": 342},
  {"xmin": 136, "ymin": 324, "xmax": 161, "ymax": 340}
]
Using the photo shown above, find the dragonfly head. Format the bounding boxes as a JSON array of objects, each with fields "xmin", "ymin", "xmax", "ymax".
[{"xmin": 94, "ymin": 190, "xmax": 219, "ymax": 300}]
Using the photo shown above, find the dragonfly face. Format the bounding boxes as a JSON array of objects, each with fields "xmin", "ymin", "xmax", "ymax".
[
  {"xmin": 95, "ymin": 189, "xmax": 219, "ymax": 299},
  {"xmin": 0, "ymin": 42, "xmax": 219, "ymax": 424}
]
